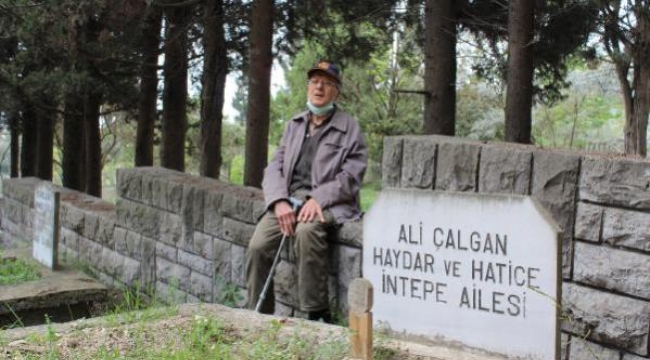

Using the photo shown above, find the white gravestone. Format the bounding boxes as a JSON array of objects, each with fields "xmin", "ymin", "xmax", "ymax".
[
  {"xmin": 364, "ymin": 189, "xmax": 560, "ymax": 360},
  {"xmin": 33, "ymin": 183, "xmax": 60, "ymax": 269}
]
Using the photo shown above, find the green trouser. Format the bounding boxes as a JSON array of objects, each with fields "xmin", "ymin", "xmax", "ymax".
[{"xmin": 246, "ymin": 210, "xmax": 335, "ymax": 314}]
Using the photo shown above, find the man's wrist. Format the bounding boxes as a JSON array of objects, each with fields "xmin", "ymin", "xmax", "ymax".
[{"xmin": 271, "ymin": 199, "xmax": 290, "ymax": 211}]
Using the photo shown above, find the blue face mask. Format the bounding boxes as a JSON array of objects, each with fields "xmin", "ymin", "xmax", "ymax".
[{"xmin": 306, "ymin": 100, "xmax": 335, "ymax": 116}]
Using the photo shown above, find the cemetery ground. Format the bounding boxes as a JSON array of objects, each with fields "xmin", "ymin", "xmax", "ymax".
[{"xmin": 0, "ymin": 238, "xmax": 509, "ymax": 360}]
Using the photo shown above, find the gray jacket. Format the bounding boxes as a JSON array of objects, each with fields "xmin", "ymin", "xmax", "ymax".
[{"xmin": 262, "ymin": 108, "xmax": 368, "ymax": 223}]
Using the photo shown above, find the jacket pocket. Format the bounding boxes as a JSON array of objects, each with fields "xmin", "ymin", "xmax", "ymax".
[{"xmin": 314, "ymin": 142, "xmax": 345, "ymax": 180}]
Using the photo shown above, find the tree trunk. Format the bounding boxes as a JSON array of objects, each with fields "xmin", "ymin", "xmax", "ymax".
[
  {"xmin": 63, "ymin": 96, "xmax": 85, "ymax": 191},
  {"xmin": 504, "ymin": 0, "xmax": 535, "ymax": 144},
  {"xmin": 85, "ymin": 93, "xmax": 103, "ymax": 197},
  {"xmin": 200, "ymin": 0, "xmax": 227, "ymax": 179},
  {"xmin": 244, "ymin": 0, "xmax": 273, "ymax": 188},
  {"xmin": 136, "ymin": 5, "xmax": 162, "ymax": 167},
  {"xmin": 35, "ymin": 102, "xmax": 54, "ymax": 181},
  {"xmin": 633, "ymin": 69, "xmax": 649, "ymax": 157},
  {"xmin": 630, "ymin": 3, "xmax": 650, "ymax": 157},
  {"xmin": 423, "ymin": 0, "xmax": 457, "ymax": 135},
  {"xmin": 21, "ymin": 105, "xmax": 37, "ymax": 177},
  {"xmin": 9, "ymin": 110, "xmax": 19, "ymax": 178},
  {"xmin": 161, "ymin": 6, "xmax": 190, "ymax": 172}
]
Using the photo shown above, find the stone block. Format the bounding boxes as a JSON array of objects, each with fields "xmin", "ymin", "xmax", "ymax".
[
  {"xmin": 64, "ymin": 249, "xmax": 79, "ymax": 262},
  {"xmin": 116, "ymin": 168, "xmax": 142, "ymax": 202},
  {"xmin": 274, "ymin": 260, "xmax": 297, "ymax": 307},
  {"xmin": 123, "ymin": 230, "xmax": 142, "ymax": 259},
  {"xmin": 401, "ymin": 137, "xmax": 436, "ymax": 189},
  {"xmin": 156, "ymin": 280, "xmax": 187, "ymax": 304},
  {"xmin": 2, "ymin": 177, "xmax": 39, "ymax": 206},
  {"xmin": 133, "ymin": 201, "xmax": 161, "ymax": 239},
  {"xmin": 221, "ymin": 192, "xmax": 254, "ymax": 223},
  {"xmin": 231, "ymin": 244, "xmax": 246, "ymax": 288},
  {"xmin": 532, "ymin": 150, "xmax": 580, "ymax": 279},
  {"xmin": 479, "ymin": 145, "xmax": 532, "ymax": 195},
  {"xmin": 274, "ymin": 301, "xmax": 294, "ymax": 317},
  {"xmin": 62, "ymin": 204, "xmax": 85, "ymax": 233},
  {"xmin": 336, "ymin": 245, "xmax": 362, "ymax": 314},
  {"xmin": 221, "ymin": 217, "xmax": 256, "ymax": 247},
  {"xmin": 113, "ymin": 227, "xmax": 127, "ymax": 254},
  {"xmin": 178, "ymin": 250, "xmax": 213, "ymax": 276},
  {"xmin": 213, "ymin": 238, "xmax": 232, "ymax": 281},
  {"xmin": 100, "ymin": 247, "xmax": 123, "ymax": 277},
  {"xmin": 155, "ymin": 241, "xmax": 177, "ymax": 262},
  {"xmin": 158, "ymin": 212, "xmax": 183, "ymax": 246},
  {"xmin": 115, "ymin": 231, "xmax": 142, "ymax": 259},
  {"xmin": 562, "ymin": 282, "xmax": 650, "ymax": 355},
  {"xmin": 83, "ymin": 212, "xmax": 100, "ymax": 240},
  {"xmin": 337, "ymin": 220, "xmax": 363, "ymax": 248},
  {"xmin": 186, "ymin": 294, "xmax": 201, "ymax": 304},
  {"xmin": 193, "ymin": 231, "xmax": 214, "ymax": 260},
  {"xmin": 164, "ymin": 176, "xmax": 185, "ymax": 214},
  {"xmin": 435, "ymin": 141, "xmax": 481, "ymax": 191},
  {"xmin": 190, "ymin": 271, "xmax": 214, "ymax": 301},
  {"xmin": 77, "ymin": 236, "xmax": 98, "ymax": 264},
  {"xmin": 122, "ymin": 256, "xmax": 141, "ymax": 287},
  {"xmin": 579, "ymin": 156, "xmax": 650, "ymax": 210},
  {"xmin": 98, "ymin": 272, "xmax": 115, "ymax": 287},
  {"xmin": 574, "ymin": 241, "xmax": 650, "ymax": 300},
  {"xmin": 60, "ymin": 228, "xmax": 79, "ymax": 253},
  {"xmin": 623, "ymin": 353, "xmax": 648, "ymax": 360},
  {"xmin": 603, "ymin": 208, "xmax": 650, "ymax": 252},
  {"xmin": 203, "ymin": 191, "xmax": 224, "ymax": 236},
  {"xmin": 139, "ymin": 167, "xmax": 171, "ymax": 207},
  {"xmin": 1, "ymin": 219, "xmax": 21, "ymax": 242},
  {"xmin": 140, "ymin": 237, "xmax": 156, "ymax": 291},
  {"xmin": 190, "ymin": 185, "xmax": 207, "ymax": 231},
  {"xmin": 178, "ymin": 186, "xmax": 195, "ymax": 253},
  {"xmin": 116, "ymin": 199, "xmax": 159, "ymax": 238},
  {"xmin": 382, "ymin": 136, "xmax": 403, "ymax": 188},
  {"xmin": 3, "ymin": 198, "xmax": 22, "ymax": 224},
  {"xmin": 574, "ymin": 202, "xmax": 604, "ymax": 243},
  {"xmin": 568, "ymin": 338, "xmax": 621, "ymax": 360},
  {"xmin": 139, "ymin": 168, "xmax": 155, "ymax": 206},
  {"xmin": 252, "ymin": 200, "xmax": 266, "ymax": 223},
  {"xmin": 151, "ymin": 176, "xmax": 169, "ymax": 210},
  {"xmin": 156, "ymin": 257, "xmax": 191, "ymax": 292},
  {"xmin": 97, "ymin": 215, "xmax": 116, "ymax": 249}
]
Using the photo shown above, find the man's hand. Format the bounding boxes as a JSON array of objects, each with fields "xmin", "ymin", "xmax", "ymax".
[
  {"xmin": 274, "ymin": 200, "xmax": 297, "ymax": 236},
  {"xmin": 297, "ymin": 198, "xmax": 326, "ymax": 223}
]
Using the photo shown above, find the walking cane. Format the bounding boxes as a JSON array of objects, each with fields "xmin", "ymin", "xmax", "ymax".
[{"xmin": 255, "ymin": 197, "xmax": 303, "ymax": 313}]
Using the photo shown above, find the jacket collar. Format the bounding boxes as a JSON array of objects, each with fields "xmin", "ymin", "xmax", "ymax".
[{"xmin": 291, "ymin": 106, "xmax": 348, "ymax": 133}]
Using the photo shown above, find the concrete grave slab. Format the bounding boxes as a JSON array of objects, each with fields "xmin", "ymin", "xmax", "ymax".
[
  {"xmin": 364, "ymin": 189, "xmax": 561, "ymax": 360},
  {"xmin": 33, "ymin": 182, "xmax": 60, "ymax": 269}
]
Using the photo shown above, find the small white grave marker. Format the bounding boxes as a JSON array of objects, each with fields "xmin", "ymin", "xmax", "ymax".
[
  {"xmin": 363, "ymin": 189, "xmax": 560, "ymax": 359},
  {"xmin": 33, "ymin": 183, "xmax": 60, "ymax": 269}
]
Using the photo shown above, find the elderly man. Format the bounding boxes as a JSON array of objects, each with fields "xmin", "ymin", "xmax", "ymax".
[{"xmin": 246, "ymin": 60, "xmax": 368, "ymax": 322}]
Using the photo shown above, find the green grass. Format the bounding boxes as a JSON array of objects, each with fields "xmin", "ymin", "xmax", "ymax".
[
  {"xmin": 360, "ymin": 179, "xmax": 382, "ymax": 212},
  {"xmin": 0, "ymin": 253, "xmax": 41, "ymax": 285},
  {"xmin": 5, "ymin": 313, "xmax": 353, "ymax": 360}
]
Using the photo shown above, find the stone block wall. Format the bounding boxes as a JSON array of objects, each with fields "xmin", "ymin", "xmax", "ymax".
[
  {"xmin": 0, "ymin": 167, "xmax": 363, "ymax": 318},
  {"xmin": 383, "ymin": 135, "xmax": 650, "ymax": 360}
]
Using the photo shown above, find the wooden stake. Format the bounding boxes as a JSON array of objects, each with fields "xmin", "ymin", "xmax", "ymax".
[{"xmin": 348, "ymin": 278, "xmax": 374, "ymax": 360}]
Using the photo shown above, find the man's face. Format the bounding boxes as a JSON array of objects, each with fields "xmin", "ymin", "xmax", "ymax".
[{"xmin": 307, "ymin": 73, "xmax": 339, "ymax": 107}]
